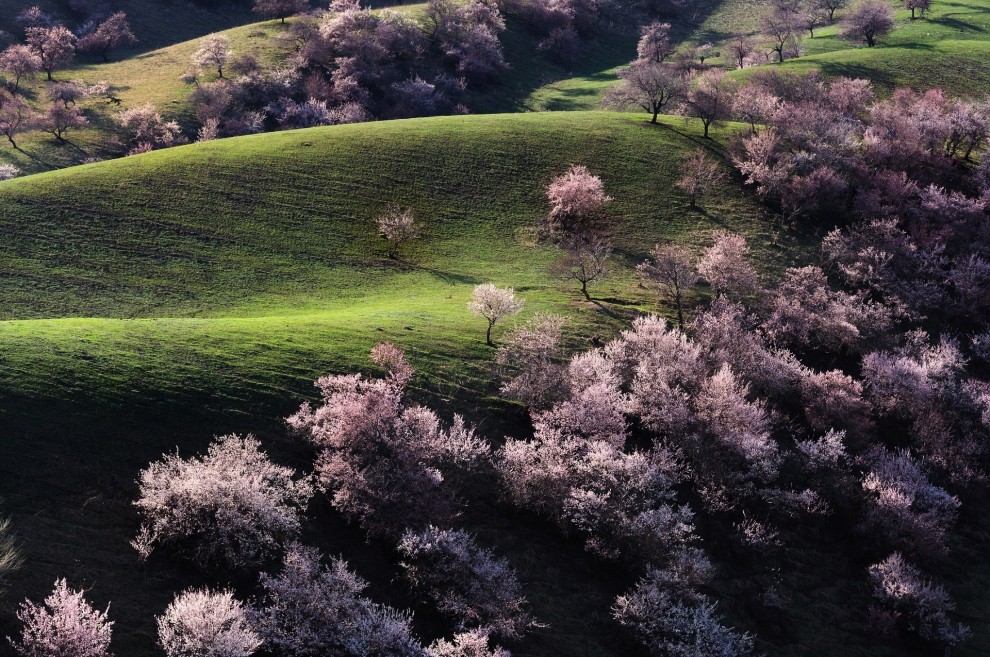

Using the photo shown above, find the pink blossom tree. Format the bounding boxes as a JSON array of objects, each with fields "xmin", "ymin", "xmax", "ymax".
[
  {"xmin": 192, "ymin": 34, "xmax": 232, "ymax": 79},
  {"xmin": 397, "ymin": 526, "xmax": 533, "ymax": 639},
  {"xmin": 288, "ymin": 344, "xmax": 489, "ymax": 537},
  {"xmin": 41, "ymin": 102, "xmax": 87, "ymax": 141},
  {"xmin": 637, "ymin": 243, "xmax": 698, "ymax": 329},
  {"xmin": 77, "ymin": 13, "xmax": 137, "ymax": 62},
  {"xmin": 545, "ymin": 164, "xmax": 611, "ymax": 236},
  {"xmin": 157, "ymin": 589, "xmax": 261, "ymax": 657},
  {"xmin": 377, "ymin": 206, "xmax": 419, "ymax": 259},
  {"xmin": 427, "ymin": 630, "xmax": 509, "ymax": 657},
  {"xmin": 0, "ymin": 45, "xmax": 42, "ymax": 93},
  {"xmin": 840, "ymin": 0, "xmax": 895, "ymax": 46},
  {"xmin": 905, "ymin": 0, "xmax": 931, "ymax": 19},
  {"xmin": 468, "ymin": 284, "xmax": 524, "ymax": 345},
  {"xmin": 868, "ymin": 553, "xmax": 970, "ymax": 647},
  {"xmin": 676, "ymin": 149, "xmax": 727, "ymax": 209},
  {"xmin": 861, "ymin": 448, "xmax": 960, "ymax": 557},
  {"xmin": 697, "ymin": 230, "xmax": 759, "ymax": 297},
  {"xmin": 549, "ymin": 233, "xmax": 611, "ymax": 300},
  {"xmin": 495, "ymin": 312, "xmax": 567, "ymax": 408},
  {"xmin": 614, "ymin": 568, "xmax": 753, "ymax": 657},
  {"xmin": 132, "ymin": 434, "xmax": 313, "ymax": 569},
  {"xmin": 9, "ymin": 579, "xmax": 113, "ymax": 657},
  {"xmin": 25, "ymin": 26, "xmax": 76, "ymax": 80},
  {"xmin": 637, "ymin": 22, "xmax": 675, "ymax": 63},
  {"xmin": 683, "ymin": 68, "xmax": 735, "ymax": 138},
  {"xmin": 252, "ymin": 543, "xmax": 427, "ymax": 657},
  {"xmin": 607, "ymin": 60, "xmax": 686, "ymax": 124}
]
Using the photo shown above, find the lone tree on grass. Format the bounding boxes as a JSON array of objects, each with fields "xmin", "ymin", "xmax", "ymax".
[
  {"xmin": 192, "ymin": 34, "xmax": 232, "ymax": 79},
  {"xmin": 545, "ymin": 164, "xmax": 612, "ymax": 236},
  {"xmin": 377, "ymin": 206, "xmax": 419, "ymax": 259},
  {"xmin": 676, "ymin": 148, "xmax": 726, "ymax": 208},
  {"xmin": 840, "ymin": 0, "xmax": 896, "ymax": 46},
  {"xmin": 905, "ymin": 0, "xmax": 931, "ymax": 19},
  {"xmin": 550, "ymin": 233, "xmax": 611, "ymax": 301},
  {"xmin": 253, "ymin": 0, "xmax": 311, "ymax": 24},
  {"xmin": 469, "ymin": 284, "xmax": 524, "ymax": 345},
  {"xmin": 637, "ymin": 243, "xmax": 698, "ymax": 329},
  {"xmin": 607, "ymin": 60, "xmax": 686, "ymax": 125}
]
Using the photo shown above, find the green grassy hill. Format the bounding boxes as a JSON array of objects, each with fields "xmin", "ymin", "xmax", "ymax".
[{"xmin": 0, "ymin": 110, "xmax": 818, "ymax": 657}]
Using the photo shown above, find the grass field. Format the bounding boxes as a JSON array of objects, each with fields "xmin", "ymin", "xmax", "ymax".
[
  {"xmin": 0, "ymin": 110, "xmax": 822, "ymax": 657},
  {"xmin": 1, "ymin": 2, "xmax": 989, "ymax": 656}
]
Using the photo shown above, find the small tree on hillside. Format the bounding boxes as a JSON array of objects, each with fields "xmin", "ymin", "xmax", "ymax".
[
  {"xmin": 253, "ymin": 0, "xmax": 311, "ymax": 24},
  {"xmin": 637, "ymin": 22, "xmax": 676, "ymax": 63},
  {"xmin": 0, "ymin": 45, "xmax": 42, "ymax": 93},
  {"xmin": 158, "ymin": 589, "xmax": 261, "ymax": 657},
  {"xmin": 397, "ymin": 526, "xmax": 533, "ymax": 639},
  {"xmin": 698, "ymin": 230, "xmax": 760, "ymax": 296},
  {"xmin": 684, "ymin": 69, "xmax": 735, "ymax": 139},
  {"xmin": 0, "ymin": 95, "xmax": 35, "ymax": 149},
  {"xmin": 377, "ymin": 206, "xmax": 419, "ymax": 259},
  {"xmin": 637, "ymin": 244, "xmax": 698, "ymax": 329},
  {"xmin": 132, "ymin": 434, "xmax": 313, "ymax": 569},
  {"xmin": 675, "ymin": 149, "xmax": 726, "ymax": 208},
  {"xmin": 905, "ymin": 0, "xmax": 931, "ymax": 19},
  {"xmin": 727, "ymin": 34, "xmax": 756, "ymax": 69},
  {"xmin": 468, "ymin": 284, "xmax": 525, "ymax": 345},
  {"xmin": 840, "ymin": 0, "xmax": 895, "ymax": 46},
  {"xmin": 760, "ymin": 3, "xmax": 802, "ymax": 62},
  {"xmin": 550, "ymin": 233, "xmax": 611, "ymax": 301},
  {"xmin": 607, "ymin": 60, "xmax": 687, "ymax": 124},
  {"xmin": 9, "ymin": 579, "xmax": 113, "ymax": 657},
  {"xmin": 545, "ymin": 164, "xmax": 612, "ymax": 236},
  {"xmin": 192, "ymin": 34, "xmax": 232, "ymax": 79},
  {"xmin": 77, "ymin": 12, "xmax": 137, "ymax": 62},
  {"xmin": 817, "ymin": 0, "xmax": 849, "ymax": 21},
  {"xmin": 25, "ymin": 26, "xmax": 76, "ymax": 80},
  {"xmin": 41, "ymin": 102, "xmax": 87, "ymax": 141}
]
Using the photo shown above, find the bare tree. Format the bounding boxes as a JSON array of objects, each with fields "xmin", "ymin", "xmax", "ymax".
[
  {"xmin": 637, "ymin": 244, "xmax": 698, "ymax": 328},
  {"xmin": 550, "ymin": 233, "xmax": 611, "ymax": 300},
  {"xmin": 675, "ymin": 149, "xmax": 726, "ymax": 208},
  {"xmin": 607, "ymin": 60, "xmax": 686, "ymax": 124}
]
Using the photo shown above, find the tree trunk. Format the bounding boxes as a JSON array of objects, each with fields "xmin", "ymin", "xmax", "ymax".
[
  {"xmin": 486, "ymin": 321, "xmax": 494, "ymax": 346},
  {"xmin": 866, "ymin": 34, "xmax": 875, "ymax": 46},
  {"xmin": 651, "ymin": 109, "xmax": 659, "ymax": 124},
  {"xmin": 675, "ymin": 290, "xmax": 684, "ymax": 329},
  {"xmin": 102, "ymin": 50, "xmax": 110, "ymax": 62},
  {"xmin": 702, "ymin": 120, "xmax": 710, "ymax": 138},
  {"xmin": 911, "ymin": 7, "xmax": 916, "ymax": 18},
  {"xmin": 46, "ymin": 69, "xmax": 53, "ymax": 81},
  {"xmin": 6, "ymin": 134, "xmax": 17, "ymax": 149},
  {"xmin": 581, "ymin": 280, "xmax": 590, "ymax": 301}
]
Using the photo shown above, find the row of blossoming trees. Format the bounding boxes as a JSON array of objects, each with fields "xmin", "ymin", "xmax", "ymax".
[
  {"xmin": 0, "ymin": 0, "xmax": 654, "ymax": 167},
  {"xmin": 8, "ymin": 68, "xmax": 989, "ymax": 657}
]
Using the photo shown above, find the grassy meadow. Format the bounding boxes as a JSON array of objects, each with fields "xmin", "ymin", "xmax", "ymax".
[{"xmin": 0, "ymin": 1, "xmax": 988, "ymax": 656}]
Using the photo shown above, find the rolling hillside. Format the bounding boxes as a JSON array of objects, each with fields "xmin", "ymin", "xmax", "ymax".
[{"xmin": 0, "ymin": 110, "xmax": 822, "ymax": 657}]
